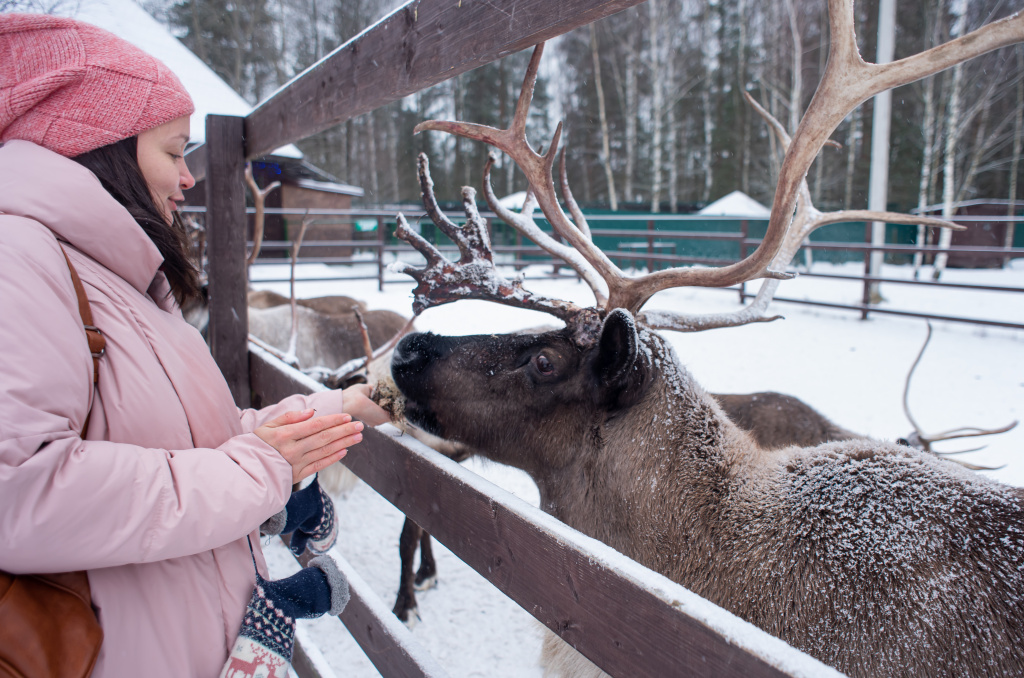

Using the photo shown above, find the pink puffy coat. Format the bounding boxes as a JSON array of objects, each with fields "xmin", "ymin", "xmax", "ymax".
[{"xmin": 0, "ymin": 140, "xmax": 344, "ymax": 677}]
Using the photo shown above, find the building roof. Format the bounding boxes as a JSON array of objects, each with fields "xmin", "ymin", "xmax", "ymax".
[
  {"xmin": 52, "ymin": 0, "xmax": 302, "ymax": 158},
  {"xmin": 294, "ymin": 179, "xmax": 365, "ymax": 197},
  {"xmin": 697, "ymin": 190, "xmax": 771, "ymax": 218},
  {"xmin": 913, "ymin": 198, "xmax": 1022, "ymax": 214}
]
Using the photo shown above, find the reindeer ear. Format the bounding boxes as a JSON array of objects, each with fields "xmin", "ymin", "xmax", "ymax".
[{"xmin": 596, "ymin": 308, "xmax": 639, "ymax": 386}]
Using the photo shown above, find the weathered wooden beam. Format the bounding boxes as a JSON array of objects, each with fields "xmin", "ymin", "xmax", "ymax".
[
  {"xmin": 206, "ymin": 115, "xmax": 249, "ymax": 406},
  {"xmin": 248, "ymin": 346, "xmax": 843, "ymax": 678},
  {"xmin": 244, "ymin": 0, "xmax": 647, "ymax": 158}
]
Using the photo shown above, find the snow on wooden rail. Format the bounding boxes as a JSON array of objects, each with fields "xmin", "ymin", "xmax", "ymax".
[{"xmin": 249, "ymin": 343, "xmax": 845, "ymax": 678}]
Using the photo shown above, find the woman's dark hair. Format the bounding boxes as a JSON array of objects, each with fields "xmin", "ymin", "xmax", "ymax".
[{"xmin": 71, "ymin": 137, "xmax": 201, "ymax": 305}]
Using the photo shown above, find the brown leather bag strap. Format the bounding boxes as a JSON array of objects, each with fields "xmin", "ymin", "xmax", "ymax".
[{"xmin": 59, "ymin": 244, "xmax": 105, "ymax": 437}]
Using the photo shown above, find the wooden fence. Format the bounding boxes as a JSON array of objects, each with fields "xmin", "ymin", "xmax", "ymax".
[{"xmin": 183, "ymin": 205, "xmax": 1024, "ymax": 333}]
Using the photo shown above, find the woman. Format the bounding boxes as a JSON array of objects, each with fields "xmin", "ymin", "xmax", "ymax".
[{"xmin": 0, "ymin": 13, "xmax": 388, "ymax": 676}]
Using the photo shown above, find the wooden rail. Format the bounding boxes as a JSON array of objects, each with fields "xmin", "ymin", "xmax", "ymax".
[{"xmin": 249, "ymin": 344, "xmax": 843, "ymax": 678}]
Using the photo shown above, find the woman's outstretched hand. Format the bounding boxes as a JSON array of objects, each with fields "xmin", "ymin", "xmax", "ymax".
[
  {"xmin": 255, "ymin": 410, "xmax": 363, "ymax": 484},
  {"xmin": 341, "ymin": 384, "xmax": 389, "ymax": 427}
]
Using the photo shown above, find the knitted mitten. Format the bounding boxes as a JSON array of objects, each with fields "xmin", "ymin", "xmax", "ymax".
[
  {"xmin": 261, "ymin": 475, "xmax": 338, "ymax": 555},
  {"xmin": 219, "ymin": 556, "xmax": 349, "ymax": 678}
]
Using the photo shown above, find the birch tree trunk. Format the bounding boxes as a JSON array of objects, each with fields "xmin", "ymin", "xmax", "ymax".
[
  {"xmin": 784, "ymin": 0, "xmax": 801, "ymax": 135},
  {"xmin": 624, "ymin": 22, "xmax": 639, "ymax": 205},
  {"xmin": 1005, "ymin": 46, "xmax": 1023, "ymax": 267},
  {"xmin": 932, "ymin": 0, "xmax": 970, "ymax": 279},
  {"xmin": 649, "ymin": 0, "xmax": 664, "ymax": 213},
  {"xmin": 812, "ymin": 2, "xmax": 827, "ymax": 204},
  {"xmin": 502, "ymin": 63, "xmax": 516, "ymax": 198},
  {"xmin": 843, "ymin": 107, "xmax": 861, "ymax": 209},
  {"xmin": 932, "ymin": 63, "xmax": 961, "ymax": 279},
  {"xmin": 912, "ymin": 1, "xmax": 943, "ymax": 277},
  {"xmin": 785, "ymin": 0, "xmax": 813, "ymax": 269},
  {"xmin": 387, "ymin": 104, "xmax": 400, "ymax": 203},
  {"xmin": 738, "ymin": 0, "xmax": 751, "ymax": 195},
  {"xmin": 912, "ymin": 72, "xmax": 938, "ymax": 277},
  {"xmin": 667, "ymin": 52, "xmax": 679, "ymax": 214},
  {"xmin": 591, "ymin": 24, "xmax": 618, "ymax": 211},
  {"xmin": 701, "ymin": 4, "xmax": 714, "ymax": 204}
]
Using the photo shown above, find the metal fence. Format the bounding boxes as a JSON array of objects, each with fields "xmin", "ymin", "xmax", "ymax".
[{"xmin": 184, "ymin": 206, "xmax": 1024, "ymax": 331}]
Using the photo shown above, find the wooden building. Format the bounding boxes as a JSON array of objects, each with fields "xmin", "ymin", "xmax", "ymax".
[{"xmin": 916, "ymin": 199, "xmax": 1023, "ymax": 267}]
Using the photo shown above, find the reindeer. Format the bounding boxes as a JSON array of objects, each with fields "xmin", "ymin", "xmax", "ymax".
[
  {"xmin": 387, "ymin": 321, "xmax": 1017, "ymax": 625},
  {"xmin": 715, "ymin": 322, "xmax": 1017, "ymax": 460},
  {"xmin": 383, "ymin": 9, "xmax": 1024, "ymax": 675}
]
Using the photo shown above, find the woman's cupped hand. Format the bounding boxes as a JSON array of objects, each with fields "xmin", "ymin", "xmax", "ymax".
[{"xmin": 255, "ymin": 409, "xmax": 363, "ymax": 484}]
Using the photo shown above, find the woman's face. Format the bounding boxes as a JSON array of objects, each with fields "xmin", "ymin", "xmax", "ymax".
[{"xmin": 136, "ymin": 115, "xmax": 195, "ymax": 223}]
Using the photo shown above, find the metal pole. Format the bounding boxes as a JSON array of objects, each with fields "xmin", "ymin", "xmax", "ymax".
[{"xmin": 865, "ymin": 0, "xmax": 896, "ymax": 306}]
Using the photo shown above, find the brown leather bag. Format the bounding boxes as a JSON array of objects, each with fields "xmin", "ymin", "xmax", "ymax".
[{"xmin": 0, "ymin": 246, "xmax": 105, "ymax": 678}]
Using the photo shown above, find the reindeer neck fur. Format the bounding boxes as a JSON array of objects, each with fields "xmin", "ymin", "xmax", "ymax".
[{"xmin": 539, "ymin": 328, "xmax": 1024, "ymax": 677}]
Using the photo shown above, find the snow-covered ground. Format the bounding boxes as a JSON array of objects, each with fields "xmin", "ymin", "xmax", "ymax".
[{"xmin": 254, "ymin": 256, "xmax": 1024, "ymax": 677}]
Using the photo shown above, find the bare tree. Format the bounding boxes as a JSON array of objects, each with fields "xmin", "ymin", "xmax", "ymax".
[
  {"xmin": 933, "ymin": 0, "xmax": 969, "ymax": 279},
  {"xmin": 912, "ymin": 0, "xmax": 944, "ymax": 278},
  {"xmin": 700, "ymin": 1, "xmax": 716, "ymax": 204},
  {"xmin": 590, "ymin": 24, "xmax": 618, "ymax": 210},
  {"xmin": 624, "ymin": 20, "xmax": 639, "ymax": 204},
  {"xmin": 1006, "ymin": 45, "xmax": 1024, "ymax": 266},
  {"xmin": 648, "ymin": 0, "xmax": 666, "ymax": 212}
]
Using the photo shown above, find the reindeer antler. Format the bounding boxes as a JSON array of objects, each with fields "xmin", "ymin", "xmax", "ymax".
[
  {"xmin": 392, "ymin": 154, "xmax": 597, "ymax": 335},
  {"xmin": 244, "ymin": 162, "xmax": 281, "ymax": 266},
  {"xmin": 902, "ymin": 322, "xmax": 1018, "ymax": 460},
  {"xmin": 479, "ymin": 152, "xmax": 609, "ymax": 307},
  {"xmin": 414, "ymin": 8, "xmax": 1024, "ymax": 319},
  {"xmin": 416, "ymin": 43, "xmax": 793, "ymax": 315},
  {"xmin": 636, "ymin": 94, "xmax": 966, "ymax": 333}
]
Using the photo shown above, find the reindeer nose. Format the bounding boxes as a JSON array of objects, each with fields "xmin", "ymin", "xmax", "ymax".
[{"xmin": 392, "ymin": 332, "xmax": 438, "ymax": 381}]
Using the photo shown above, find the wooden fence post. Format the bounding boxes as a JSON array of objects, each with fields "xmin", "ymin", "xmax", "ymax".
[{"xmin": 205, "ymin": 115, "xmax": 249, "ymax": 406}]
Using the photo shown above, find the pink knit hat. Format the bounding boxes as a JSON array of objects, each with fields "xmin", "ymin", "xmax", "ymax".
[{"xmin": 0, "ymin": 13, "xmax": 194, "ymax": 157}]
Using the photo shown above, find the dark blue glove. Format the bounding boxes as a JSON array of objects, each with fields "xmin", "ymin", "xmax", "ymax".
[{"xmin": 260, "ymin": 475, "xmax": 338, "ymax": 556}]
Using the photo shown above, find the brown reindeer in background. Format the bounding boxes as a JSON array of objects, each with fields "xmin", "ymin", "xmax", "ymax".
[
  {"xmin": 714, "ymin": 321, "xmax": 1017, "ymax": 460},
  {"xmin": 384, "ymin": 9, "xmax": 1024, "ymax": 675}
]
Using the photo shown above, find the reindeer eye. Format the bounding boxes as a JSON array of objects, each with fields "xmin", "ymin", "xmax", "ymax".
[{"xmin": 534, "ymin": 354, "xmax": 554, "ymax": 375}]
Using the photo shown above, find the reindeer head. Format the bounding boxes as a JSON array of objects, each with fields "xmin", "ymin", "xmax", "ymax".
[{"xmin": 392, "ymin": 309, "xmax": 653, "ymax": 469}]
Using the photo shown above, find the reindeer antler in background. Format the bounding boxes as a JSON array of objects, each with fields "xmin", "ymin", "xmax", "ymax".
[
  {"xmin": 902, "ymin": 322, "xmax": 1018, "ymax": 463},
  {"xmin": 244, "ymin": 162, "xmax": 282, "ymax": 267}
]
